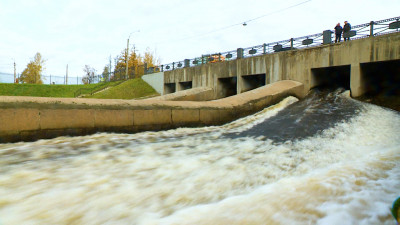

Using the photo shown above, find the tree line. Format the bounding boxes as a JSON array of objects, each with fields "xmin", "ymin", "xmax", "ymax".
[{"xmin": 17, "ymin": 47, "xmax": 159, "ymax": 84}]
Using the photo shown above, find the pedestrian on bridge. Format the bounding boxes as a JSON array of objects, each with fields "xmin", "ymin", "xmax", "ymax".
[
  {"xmin": 334, "ymin": 23, "xmax": 343, "ymax": 43},
  {"xmin": 343, "ymin": 21, "xmax": 352, "ymax": 41}
]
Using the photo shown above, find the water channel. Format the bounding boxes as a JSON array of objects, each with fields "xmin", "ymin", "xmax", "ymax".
[{"xmin": 0, "ymin": 89, "xmax": 399, "ymax": 225}]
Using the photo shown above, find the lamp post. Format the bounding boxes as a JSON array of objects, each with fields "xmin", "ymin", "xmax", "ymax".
[{"xmin": 126, "ymin": 30, "xmax": 140, "ymax": 80}]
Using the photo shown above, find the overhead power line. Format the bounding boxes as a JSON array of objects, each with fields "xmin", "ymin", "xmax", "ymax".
[
  {"xmin": 0, "ymin": 71, "xmax": 14, "ymax": 75},
  {"xmin": 242, "ymin": 0, "xmax": 312, "ymax": 25},
  {"xmin": 158, "ymin": 0, "xmax": 312, "ymax": 44}
]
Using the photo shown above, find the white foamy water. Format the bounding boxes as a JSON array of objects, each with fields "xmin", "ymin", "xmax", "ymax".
[{"xmin": 0, "ymin": 96, "xmax": 399, "ymax": 225}]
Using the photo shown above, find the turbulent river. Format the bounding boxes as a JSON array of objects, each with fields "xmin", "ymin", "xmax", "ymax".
[{"xmin": 0, "ymin": 89, "xmax": 399, "ymax": 225}]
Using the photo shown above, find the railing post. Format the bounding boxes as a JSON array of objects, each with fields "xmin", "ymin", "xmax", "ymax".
[
  {"xmin": 290, "ymin": 38, "xmax": 294, "ymax": 49},
  {"xmin": 172, "ymin": 62, "xmax": 175, "ymax": 70},
  {"xmin": 184, "ymin": 59, "xmax": 190, "ymax": 68},
  {"xmin": 370, "ymin": 21, "xmax": 374, "ymax": 37},
  {"xmin": 161, "ymin": 65, "xmax": 164, "ymax": 72},
  {"xmin": 323, "ymin": 30, "xmax": 332, "ymax": 44},
  {"xmin": 237, "ymin": 48, "xmax": 244, "ymax": 59},
  {"xmin": 263, "ymin": 43, "xmax": 267, "ymax": 54}
]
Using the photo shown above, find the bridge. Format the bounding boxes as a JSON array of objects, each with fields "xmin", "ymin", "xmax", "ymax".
[
  {"xmin": 0, "ymin": 17, "xmax": 399, "ymax": 143},
  {"xmin": 158, "ymin": 16, "xmax": 400, "ymax": 99}
]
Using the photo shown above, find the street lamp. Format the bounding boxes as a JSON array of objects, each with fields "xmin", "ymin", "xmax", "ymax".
[{"xmin": 126, "ymin": 30, "xmax": 140, "ymax": 79}]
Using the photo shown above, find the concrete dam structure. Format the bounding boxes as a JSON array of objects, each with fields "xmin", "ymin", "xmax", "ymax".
[
  {"xmin": 0, "ymin": 32, "xmax": 399, "ymax": 143},
  {"xmin": 163, "ymin": 32, "xmax": 400, "ymax": 99}
]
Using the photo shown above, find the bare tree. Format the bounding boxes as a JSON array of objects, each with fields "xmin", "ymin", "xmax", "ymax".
[{"xmin": 82, "ymin": 65, "xmax": 96, "ymax": 84}]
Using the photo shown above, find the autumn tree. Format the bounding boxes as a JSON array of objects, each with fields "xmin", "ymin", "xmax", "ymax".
[
  {"xmin": 82, "ymin": 65, "xmax": 96, "ymax": 84},
  {"xmin": 143, "ymin": 48, "xmax": 161, "ymax": 74},
  {"xmin": 19, "ymin": 52, "xmax": 45, "ymax": 84},
  {"xmin": 143, "ymin": 48, "xmax": 160, "ymax": 68},
  {"xmin": 113, "ymin": 49, "xmax": 128, "ymax": 81},
  {"xmin": 113, "ymin": 47, "xmax": 159, "ymax": 80},
  {"xmin": 127, "ymin": 50, "xmax": 142, "ymax": 79},
  {"xmin": 101, "ymin": 66, "xmax": 110, "ymax": 82}
]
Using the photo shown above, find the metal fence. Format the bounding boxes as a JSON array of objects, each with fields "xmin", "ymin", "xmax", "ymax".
[
  {"xmin": 0, "ymin": 72, "xmax": 87, "ymax": 85},
  {"xmin": 0, "ymin": 64, "xmax": 161, "ymax": 85},
  {"xmin": 161, "ymin": 16, "xmax": 400, "ymax": 71}
]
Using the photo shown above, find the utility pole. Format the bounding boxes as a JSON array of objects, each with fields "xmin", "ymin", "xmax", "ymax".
[
  {"xmin": 126, "ymin": 38, "xmax": 129, "ymax": 80},
  {"xmin": 125, "ymin": 30, "xmax": 139, "ymax": 80},
  {"xmin": 109, "ymin": 55, "xmax": 112, "ymax": 82},
  {"xmin": 133, "ymin": 45, "xmax": 136, "ymax": 78},
  {"xmin": 66, "ymin": 64, "xmax": 68, "ymax": 85},
  {"xmin": 14, "ymin": 61, "xmax": 16, "ymax": 83}
]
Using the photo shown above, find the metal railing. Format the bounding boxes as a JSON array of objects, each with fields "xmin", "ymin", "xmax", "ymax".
[{"xmin": 161, "ymin": 16, "xmax": 400, "ymax": 71}]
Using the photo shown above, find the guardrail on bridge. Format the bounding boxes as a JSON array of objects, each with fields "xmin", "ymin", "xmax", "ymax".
[{"xmin": 159, "ymin": 16, "xmax": 400, "ymax": 72}]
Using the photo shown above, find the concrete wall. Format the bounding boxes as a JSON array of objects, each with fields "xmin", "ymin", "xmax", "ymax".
[
  {"xmin": 142, "ymin": 72, "xmax": 164, "ymax": 95},
  {"xmin": 0, "ymin": 80, "xmax": 303, "ymax": 143},
  {"xmin": 164, "ymin": 33, "xmax": 400, "ymax": 97}
]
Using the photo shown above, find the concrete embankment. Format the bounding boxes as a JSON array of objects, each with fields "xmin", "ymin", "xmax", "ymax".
[{"xmin": 0, "ymin": 80, "xmax": 303, "ymax": 143}]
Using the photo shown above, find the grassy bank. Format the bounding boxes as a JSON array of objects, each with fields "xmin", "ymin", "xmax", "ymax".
[
  {"xmin": 0, "ymin": 79, "xmax": 155, "ymax": 99},
  {"xmin": 85, "ymin": 78, "xmax": 159, "ymax": 99},
  {"xmin": 0, "ymin": 83, "xmax": 105, "ymax": 98}
]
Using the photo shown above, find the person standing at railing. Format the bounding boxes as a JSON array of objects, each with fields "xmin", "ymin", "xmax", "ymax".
[
  {"xmin": 334, "ymin": 23, "xmax": 343, "ymax": 43},
  {"xmin": 343, "ymin": 21, "xmax": 352, "ymax": 41}
]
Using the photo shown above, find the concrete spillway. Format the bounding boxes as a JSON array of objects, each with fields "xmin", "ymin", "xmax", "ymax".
[{"xmin": 0, "ymin": 80, "xmax": 303, "ymax": 143}]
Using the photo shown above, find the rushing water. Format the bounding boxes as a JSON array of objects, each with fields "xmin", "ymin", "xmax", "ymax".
[{"xmin": 0, "ymin": 89, "xmax": 399, "ymax": 225}]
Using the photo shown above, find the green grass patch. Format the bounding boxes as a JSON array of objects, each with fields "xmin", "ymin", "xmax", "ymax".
[
  {"xmin": 86, "ymin": 78, "xmax": 159, "ymax": 99},
  {"xmin": 0, "ymin": 83, "xmax": 106, "ymax": 98},
  {"xmin": 0, "ymin": 81, "xmax": 123, "ymax": 98},
  {"xmin": 0, "ymin": 79, "xmax": 156, "ymax": 99}
]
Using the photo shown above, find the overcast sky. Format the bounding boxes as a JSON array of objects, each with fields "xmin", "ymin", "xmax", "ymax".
[{"xmin": 0, "ymin": 0, "xmax": 399, "ymax": 77}]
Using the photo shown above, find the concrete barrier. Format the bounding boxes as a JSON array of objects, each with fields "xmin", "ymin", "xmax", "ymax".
[{"xmin": 0, "ymin": 80, "xmax": 303, "ymax": 143}]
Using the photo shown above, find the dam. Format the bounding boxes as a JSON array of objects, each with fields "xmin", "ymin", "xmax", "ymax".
[
  {"xmin": 1, "ymin": 32, "xmax": 399, "ymax": 142},
  {"xmin": 0, "ymin": 20, "xmax": 400, "ymax": 224}
]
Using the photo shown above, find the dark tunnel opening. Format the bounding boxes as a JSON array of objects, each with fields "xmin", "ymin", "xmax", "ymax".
[
  {"xmin": 241, "ymin": 74, "xmax": 266, "ymax": 93},
  {"xmin": 164, "ymin": 83, "xmax": 176, "ymax": 94},
  {"xmin": 356, "ymin": 59, "xmax": 400, "ymax": 111},
  {"xmin": 179, "ymin": 81, "xmax": 193, "ymax": 91},
  {"xmin": 217, "ymin": 77, "xmax": 237, "ymax": 98},
  {"xmin": 361, "ymin": 60, "xmax": 400, "ymax": 97},
  {"xmin": 311, "ymin": 65, "xmax": 351, "ymax": 90}
]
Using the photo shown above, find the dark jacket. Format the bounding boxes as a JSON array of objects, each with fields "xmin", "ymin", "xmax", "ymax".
[
  {"xmin": 334, "ymin": 25, "xmax": 343, "ymax": 35},
  {"xmin": 343, "ymin": 23, "xmax": 351, "ymax": 32}
]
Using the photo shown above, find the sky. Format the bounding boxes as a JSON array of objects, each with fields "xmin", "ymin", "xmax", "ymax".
[{"xmin": 0, "ymin": 0, "xmax": 399, "ymax": 78}]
